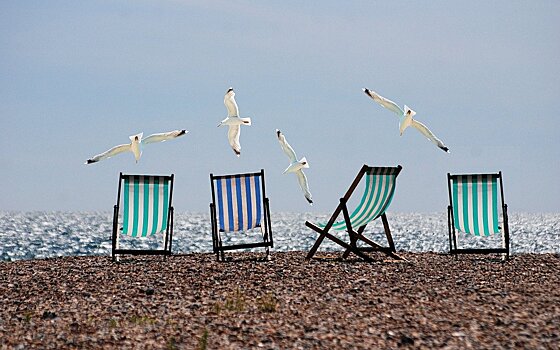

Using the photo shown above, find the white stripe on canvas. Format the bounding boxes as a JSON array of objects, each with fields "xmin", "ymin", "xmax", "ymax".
[
  {"xmin": 476, "ymin": 175, "xmax": 485, "ymax": 235},
  {"xmin": 230, "ymin": 177, "xmax": 238, "ymax": 231},
  {"xmin": 220, "ymin": 179, "xmax": 230, "ymax": 231},
  {"xmin": 126, "ymin": 179, "xmax": 135, "ymax": 236},
  {"xmin": 456, "ymin": 176, "xmax": 465, "ymax": 233},
  {"xmin": 136, "ymin": 176, "xmax": 145, "ymax": 237}
]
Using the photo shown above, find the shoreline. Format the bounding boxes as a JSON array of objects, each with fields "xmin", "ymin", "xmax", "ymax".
[{"xmin": 1, "ymin": 251, "xmax": 559, "ymax": 349}]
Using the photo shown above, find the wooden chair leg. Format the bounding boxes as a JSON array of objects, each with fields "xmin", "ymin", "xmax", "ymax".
[
  {"xmin": 381, "ymin": 214, "xmax": 396, "ymax": 252},
  {"xmin": 342, "ymin": 225, "xmax": 365, "ymax": 259},
  {"xmin": 305, "ymin": 221, "xmax": 328, "ymax": 260}
]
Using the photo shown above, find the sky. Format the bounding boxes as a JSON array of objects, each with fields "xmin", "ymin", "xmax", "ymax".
[{"xmin": 1, "ymin": 0, "xmax": 559, "ymax": 213}]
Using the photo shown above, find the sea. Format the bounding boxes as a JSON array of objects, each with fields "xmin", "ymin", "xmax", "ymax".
[{"xmin": 0, "ymin": 212, "xmax": 558, "ymax": 261}]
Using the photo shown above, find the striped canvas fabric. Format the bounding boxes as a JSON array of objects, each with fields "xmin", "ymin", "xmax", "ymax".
[
  {"xmin": 215, "ymin": 174, "xmax": 262, "ymax": 232},
  {"xmin": 451, "ymin": 174, "xmax": 500, "ymax": 236},
  {"xmin": 325, "ymin": 167, "xmax": 399, "ymax": 231},
  {"xmin": 122, "ymin": 175, "xmax": 170, "ymax": 237}
]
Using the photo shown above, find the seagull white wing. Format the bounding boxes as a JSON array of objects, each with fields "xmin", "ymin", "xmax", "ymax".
[
  {"xmin": 295, "ymin": 170, "xmax": 313, "ymax": 205},
  {"xmin": 363, "ymin": 88, "xmax": 404, "ymax": 116},
  {"xmin": 224, "ymin": 90, "xmax": 239, "ymax": 117},
  {"xmin": 142, "ymin": 129, "xmax": 187, "ymax": 144},
  {"xmin": 410, "ymin": 119, "xmax": 450, "ymax": 153},
  {"xmin": 227, "ymin": 124, "xmax": 241, "ymax": 156},
  {"xmin": 276, "ymin": 130, "xmax": 298, "ymax": 163},
  {"xmin": 86, "ymin": 143, "xmax": 131, "ymax": 164}
]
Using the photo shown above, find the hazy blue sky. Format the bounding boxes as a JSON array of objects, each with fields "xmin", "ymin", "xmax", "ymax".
[{"xmin": 1, "ymin": 1, "xmax": 559, "ymax": 213}]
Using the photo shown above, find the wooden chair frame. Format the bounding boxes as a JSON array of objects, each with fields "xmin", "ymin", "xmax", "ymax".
[
  {"xmin": 306, "ymin": 165, "xmax": 405, "ymax": 261},
  {"xmin": 209, "ymin": 169, "xmax": 273, "ymax": 261},
  {"xmin": 447, "ymin": 171, "xmax": 510, "ymax": 259},
  {"xmin": 111, "ymin": 173, "xmax": 174, "ymax": 262}
]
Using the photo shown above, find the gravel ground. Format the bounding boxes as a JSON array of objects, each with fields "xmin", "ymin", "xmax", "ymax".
[{"xmin": 1, "ymin": 251, "xmax": 559, "ymax": 349}]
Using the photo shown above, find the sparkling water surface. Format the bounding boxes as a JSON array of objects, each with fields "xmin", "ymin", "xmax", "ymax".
[{"xmin": 0, "ymin": 212, "xmax": 558, "ymax": 261}]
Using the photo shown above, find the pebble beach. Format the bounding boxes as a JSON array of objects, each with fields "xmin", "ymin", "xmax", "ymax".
[{"xmin": 1, "ymin": 251, "xmax": 559, "ymax": 349}]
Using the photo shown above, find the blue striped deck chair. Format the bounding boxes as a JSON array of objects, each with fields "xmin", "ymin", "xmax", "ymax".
[
  {"xmin": 306, "ymin": 165, "xmax": 405, "ymax": 261},
  {"xmin": 447, "ymin": 172, "xmax": 510, "ymax": 259},
  {"xmin": 111, "ymin": 173, "xmax": 175, "ymax": 262},
  {"xmin": 209, "ymin": 169, "xmax": 273, "ymax": 261}
]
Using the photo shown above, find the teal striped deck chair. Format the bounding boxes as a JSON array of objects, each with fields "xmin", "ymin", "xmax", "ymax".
[
  {"xmin": 111, "ymin": 173, "xmax": 175, "ymax": 262},
  {"xmin": 306, "ymin": 165, "xmax": 405, "ymax": 261},
  {"xmin": 209, "ymin": 169, "xmax": 273, "ymax": 261},
  {"xmin": 447, "ymin": 172, "xmax": 510, "ymax": 259}
]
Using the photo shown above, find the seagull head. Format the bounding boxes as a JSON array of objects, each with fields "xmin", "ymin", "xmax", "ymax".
[
  {"xmin": 129, "ymin": 132, "xmax": 143, "ymax": 143},
  {"xmin": 403, "ymin": 105, "xmax": 416, "ymax": 118}
]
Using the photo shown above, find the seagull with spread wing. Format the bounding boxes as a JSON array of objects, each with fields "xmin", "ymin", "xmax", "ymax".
[
  {"xmin": 276, "ymin": 129, "xmax": 313, "ymax": 205},
  {"xmin": 85, "ymin": 129, "xmax": 187, "ymax": 164},
  {"xmin": 218, "ymin": 87, "xmax": 252, "ymax": 157},
  {"xmin": 362, "ymin": 88, "xmax": 450, "ymax": 153}
]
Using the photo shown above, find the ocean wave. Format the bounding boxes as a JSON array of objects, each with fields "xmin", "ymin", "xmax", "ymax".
[{"xmin": 0, "ymin": 211, "xmax": 558, "ymax": 261}]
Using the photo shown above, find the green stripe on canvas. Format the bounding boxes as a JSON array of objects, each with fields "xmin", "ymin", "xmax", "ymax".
[
  {"xmin": 481, "ymin": 176, "xmax": 490, "ymax": 235},
  {"xmin": 152, "ymin": 176, "xmax": 160, "ymax": 235},
  {"xmin": 142, "ymin": 176, "xmax": 150, "ymax": 237},
  {"xmin": 132, "ymin": 176, "xmax": 140, "ymax": 237}
]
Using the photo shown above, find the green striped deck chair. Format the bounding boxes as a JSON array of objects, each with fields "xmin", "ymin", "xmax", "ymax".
[
  {"xmin": 447, "ymin": 172, "xmax": 509, "ymax": 259},
  {"xmin": 306, "ymin": 165, "xmax": 405, "ymax": 261},
  {"xmin": 111, "ymin": 173, "xmax": 175, "ymax": 262},
  {"xmin": 209, "ymin": 169, "xmax": 273, "ymax": 261}
]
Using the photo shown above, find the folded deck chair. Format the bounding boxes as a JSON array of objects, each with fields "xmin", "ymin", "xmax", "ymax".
[
  {"xmin": 111, "ymin": 173, "xmax": 174, "ymax": 262},
  {"xmin": 306, "ymin": 165, "xmax": 404, "ymax": 261},
  {"xmin": 447, "ymin": 172, "xmax": 510, "ymax": 259},
  {"xmin": 209, "ymin": 169, "xmax": 273, "ymax": 261}
]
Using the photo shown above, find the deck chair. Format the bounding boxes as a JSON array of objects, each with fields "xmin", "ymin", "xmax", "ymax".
[
  {"xmin": 111, "ymin": 173, "xmax": 174, "ymax": 262},
  {"xmin": 306, "ymin": 165, "xmax": 405, "ymax": 261},
  {"xmin": 209, "ymin": 169, "xmax": 273, "ymax": 261},
  {"xmin": 447, "ymin": 172, "xmax": 510, "ymax": 259}
]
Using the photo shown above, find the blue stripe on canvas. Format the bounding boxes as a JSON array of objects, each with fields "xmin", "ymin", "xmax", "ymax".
[
  {"xmin": 226, "ymin": 178, "xmax": 234, "ymax": 231},
  {"xmin": 216, "ymin": 178, "xmax": 225, "ymax": 231},
  {"xmin": 235, "ymin": 176, "xmax": 243, "ymax": 231}
]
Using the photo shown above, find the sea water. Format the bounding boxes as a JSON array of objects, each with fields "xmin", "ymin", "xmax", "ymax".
[{"xmin": 0, "ymin": 211, "xmax": 558, "ymax": 261}]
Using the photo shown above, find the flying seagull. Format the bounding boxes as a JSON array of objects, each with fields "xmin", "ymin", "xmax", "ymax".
[
  {"xmin": 218, "ymin": 87, "xmax": 252, "ymax": 157},
  {"xmin": 276, "ymin": 129, "xmax": 313, "ymax": 205},
  {"xmin": 362, "ymin": 88, "xmax": 450, "ymax": 153},
  {"xmin": 85, "ymin": 129, "xmax": 187, "ymax": 164}
]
